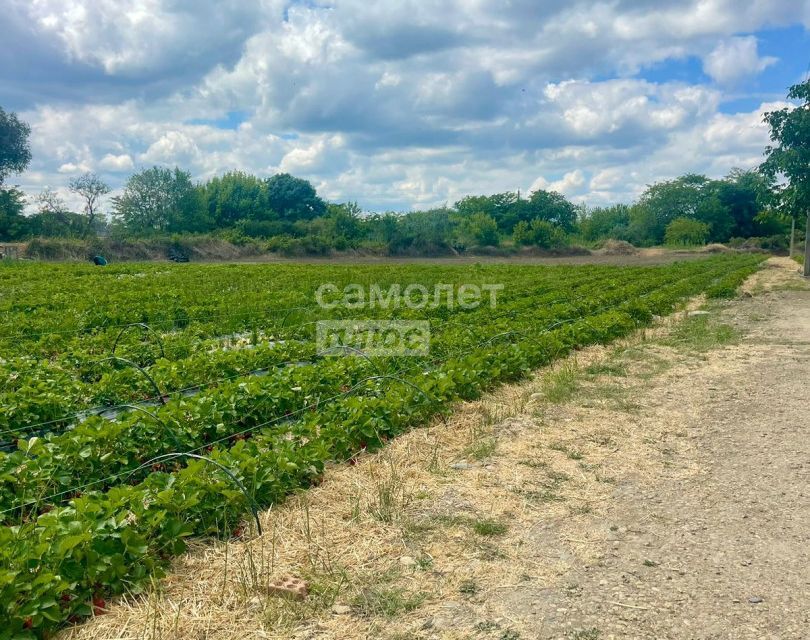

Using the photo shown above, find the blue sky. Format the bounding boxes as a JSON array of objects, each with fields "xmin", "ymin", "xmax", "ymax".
[{"xmin": 1, "ymin": 0, "xmax": 808, "ymax": 213}]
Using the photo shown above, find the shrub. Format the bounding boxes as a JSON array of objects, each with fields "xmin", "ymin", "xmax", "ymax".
[
  {"xmin": 513, "ymin": 219, "xmax": 568, "ymax": 249},
  {"xmin": 664, "ymin": 217, "xmax": 709, "ymax": 246}
]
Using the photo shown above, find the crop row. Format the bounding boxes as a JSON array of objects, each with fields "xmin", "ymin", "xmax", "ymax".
[
  {"xmin": 0, "ymin": 255, "xmax": 765, "ymax": 636},
  {"xmin": 1, "ymin": 266, "xmax": 650, "ymax": 437},
  {"xmin": 0, "ymin": 262, "xmax": 694, "ymax": 519}
]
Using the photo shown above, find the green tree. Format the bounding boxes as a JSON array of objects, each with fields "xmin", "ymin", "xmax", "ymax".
[
  {"xmin": 529, "ymin": 218, "xmax": 567, "ymax": 248},
  {"xmin": 524, "ymin": 189, "xmax": 578, "ymax": 232},
  {"xmin": 113, "ymin": 166, "xmax": 207, "ymax": 233},
  {"xmin": 513, "ymin": 218, "xmax": 567, "ymax": 249},
  {"xmin": 303, "ymin": 202, "xmax": 363, "ymax": 249},
  {"xmin": 512, "ymin": 220, "xmax": 532, "ymax": 246},
  {"xmin": 458, "ymin": 211, "xmax": 500, "ymax": 246},
  {"xmin": 29, "ymin": 188, "xmax": 91, "ymax": 238},
  {"xmin": 664, "ymin": 217, "xmax": 709, "ymax": 246},
  {"xmin": 693, "ymin": 193, "xmax": 734, "ymax": 242},
  {"xmin": 0, "ymin": 107, "xmax": 31, "ymax": 241},
  {"xmin": 0, "ymin": 186, "xmax": 27, "ymax": 240},
  {"xmin": 383, "ymin": 208, "xmax": 454, "ymax": 254},
  {"xmin": 580, "ymin": 204, "xmax": 631, "ymax": 242},
  {"xmin": 36, "ymin": 187, "xmax": 68, "ymax": 216},
  {"xmin": 0, "ymin": 107, "xmax": 31, "ymax": 185},
  {"xmin": 199, "ymin": 171, "xmax": 269, "ymax": 227},
  {"xmin": 455, "ymin": 192, "xmax": 519, "ymax": 230},
  {"xmin": 638, "ymin": 174, "xmax": 733, "ymax": 243},
  {"xmin": 265, "ymin": 173, "xmax": 326, "ymax": 221},
  {"xmin": 716, "ymin": 169, "xmax": 772, "ymax": 238},
  {"xmin": 624, "ymin": 204, "xmax": 659, "ymax": 246},
  {"xmin": 761, "ymin": 79, "xmax": 810, "ymax": 274}
]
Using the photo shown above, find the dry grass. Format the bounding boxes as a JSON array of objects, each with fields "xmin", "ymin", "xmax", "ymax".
[{"xmin": 60, "ymin": 278, "xmax": 754, "ymax": 640}]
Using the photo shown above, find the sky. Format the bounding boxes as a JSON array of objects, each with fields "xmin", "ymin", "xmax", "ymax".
[{"xmin": 1, "ymin": 0, "xmax": 809, "ymax": 214}]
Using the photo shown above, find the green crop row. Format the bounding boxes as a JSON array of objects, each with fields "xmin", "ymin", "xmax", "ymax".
[
  {"xmin": 0, "ymin": 264, "xmax": 690, "ymax": 519},
  {"xmin": 0, "ymin": 255, "xmax": 764, "ymax": 636},
  {"xmin": 0, "ymin": 266, "xmax": 626, "ymax": 435}
]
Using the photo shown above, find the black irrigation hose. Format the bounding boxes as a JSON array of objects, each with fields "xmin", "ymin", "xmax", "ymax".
[
  {"xmin": 0, "ymin": 264, "xmax": 610, "ymax": 344},
  {"xmin": 4, "ymin": 265, "xmax": 686, "ymax": 441},
  {"xmin": 93, "ymin": 357, "xmax": 167, "ymax": 406},
  {"xmin": 344, "ymin": 374, "xmax": 449, "ymax": 427},
  {"xmin": 97, "ymin": 404, "xmax": 183, "ymax": 450},
  {"xmin": 315, "ymin": 345, "xmax": 382, "ymax": 374},
  {"xmin": 0, "ymin": 260, "xmax": 759, "ymax": 527},
  {"xmin": 112, "ymin": 323, "xmax": 166, "ymax": 361},
  {"xmin": 0, "ymin": 301, "xmax": 322, "ymax": 343},
  {"xmin": 122, "ymin": 452, "xmax": 263, "ymax": 535}
]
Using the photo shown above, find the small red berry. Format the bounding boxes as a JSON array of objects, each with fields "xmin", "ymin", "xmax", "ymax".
[{"xmin": 92, "ymin": 596, "xmax": 107, "ymax": 615}]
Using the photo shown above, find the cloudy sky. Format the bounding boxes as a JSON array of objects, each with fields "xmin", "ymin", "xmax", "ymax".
[{"xmin": 2, "ymin": 0, "xmax": 809, "ymax": 213}]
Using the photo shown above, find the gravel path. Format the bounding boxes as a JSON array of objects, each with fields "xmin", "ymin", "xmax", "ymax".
[{"xmin": 509, "ymin": 259, "xmax": 810, "ymax": 639}]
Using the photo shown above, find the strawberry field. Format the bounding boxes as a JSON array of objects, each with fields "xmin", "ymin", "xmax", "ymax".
[{"xmin": 0, "ymin": 255, "xmax": 763, "ymax": 637}]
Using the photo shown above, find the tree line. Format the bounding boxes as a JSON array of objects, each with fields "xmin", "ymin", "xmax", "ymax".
[{"xmin": 0, "ymin": 78, "xmax": 807, "ymax": 257}]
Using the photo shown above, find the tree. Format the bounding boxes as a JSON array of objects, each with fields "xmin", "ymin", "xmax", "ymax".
[
  {"xmin": 199, "ymin": 171, "xmax": 269, "ymax": 227},
  {"xmin": 68, "ymin": 172, "xmax": 110, "ymax": 227},
  {"xmin": 532, "ymin": 218, "xmax": 567, "ymax": 248},
  {"xmin": 637, "ymin": 174, "xmax": 735, "ymax": 243},
  {"xmin": 0, "ymin": 107, "xmax": 31, "ymax": 185},
  {"xmin": 513, "ymin": 218, "xmax": 567, "ymax": 249},
  {"xmin": 580, "ymin": 204, "xmax": 631, "ymax": 242},
  {"xmin": 265, "ymin": 173, "xmax": 326, "ymax": 221},
  {"xmin": 524, "ymin": 189, "xmax": 578, "ymax": 232},
  {"xmin": 717, "ymin": 168, "xmax": 773, "ymax": 238},
  {"xmin": 512, "ymin": 220, "xmax": 532, "ymax": 246},
  {"xmin": 664, "ymin": 217, "xmax": 709, "ymax": 246},
  {"xmin": 0, "ymin": 186, "xmax": 27, "ymax": 240},
  {"xmin": 761, "ymin": 79, "xmax": 810, "ymax": 275},
  {"xmin": 30, "ymin": 187, "xmax": 92, "ymax": 238},
  {"xmin": 457, "ymin": 211, "xmax": 500, "ymax": 247},
  {"xmin": 36, "ymin": 187, "xmax": 68, "ymax": 216},
  {"xmin": 455, "ymin": 192, "xmax": 519, "ymax": 230},
  {"xmin": 113, "ymin": 166, "xmax": 206, "ymax": 233},
  {"xmin": 624, "ymin": 204, "xmax": 659, "ymax": 246}
]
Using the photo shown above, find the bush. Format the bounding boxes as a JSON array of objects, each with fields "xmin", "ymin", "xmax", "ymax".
[
  {"xmin": 513, "ymin": 219, "xmax": 568, "ymax": 249},
  {"xmin": 664, "ymin": 217, "xmax": 709, "ymax": 246},
  {"xmin": 266, "ymin": 234, "xmax": 333, "ymax": 257}
]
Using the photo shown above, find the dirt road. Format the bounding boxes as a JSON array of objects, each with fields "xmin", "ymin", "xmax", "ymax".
[
  {"xmin": 507, "ymin": 258, "xmax": 810, "ymax": 639},
  {"xmin": 65, "ymin": 257, "xmax": 810, "ymax": 640}
]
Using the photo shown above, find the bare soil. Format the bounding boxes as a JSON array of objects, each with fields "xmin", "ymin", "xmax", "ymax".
[
  {"xmin": 238, "ymin": 247, "xmax": 727, "ymax": 266},
  {"xmin": 63, "ymin": 257, "xmax": 810, "ymax": 640}
]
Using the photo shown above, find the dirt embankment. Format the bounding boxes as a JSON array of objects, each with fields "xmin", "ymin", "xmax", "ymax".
[
  {"xmin": 12, "ymin": 236, "xmax": 758, "ymax": 265},
  {"xmin": 62, "ymin": 257, "xmax": 810, "ymax": 640}
]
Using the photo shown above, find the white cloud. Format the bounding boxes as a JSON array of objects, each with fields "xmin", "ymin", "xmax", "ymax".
[
  {"xmin": 20, "ymin": 0, "xmax": 275, "ymax": 75},
  {"xmin": 57, "ymin": 161, "xmax": 90, "ymax": 173},
  {"xmin": 5, "ymin": 0, "xmax": 809, "ymax": 213},
  {"xmin": 703, "ymin": 36, "xmax": 778, "ymax": 85},
  {"xmin": 529, "ymin": 169, "xmax": 586, "ymax": 197},
  {"xmin": 98, "ymin": 153, "xmax": 134, "ymax": 171},
  {"xmin": 703, "ymin": 36, "xmax": 778, "ymax": 84}
]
